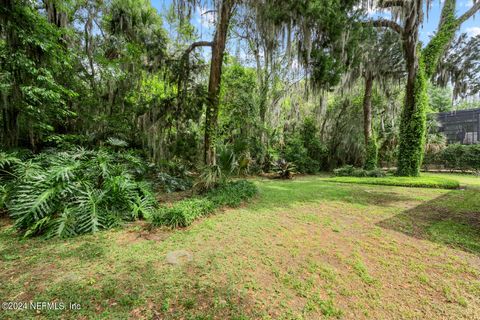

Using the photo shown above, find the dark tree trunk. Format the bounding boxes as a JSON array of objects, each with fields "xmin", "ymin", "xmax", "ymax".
[
  {"xmin": 362, "ymin": 72, "xmax": 373, "ymax": 146},
  {"xmin": 396, "ymin": 0, "xmax": 425, "ymax": 176},
  {"xmin": 2, "ymin": 104, "xmax": 19, "ymax": 148},
  {"xmin": 204, "ymin": 0, "xmax": 234, "ymax": 165}
]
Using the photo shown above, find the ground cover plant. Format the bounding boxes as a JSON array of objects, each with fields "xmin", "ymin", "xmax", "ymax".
[
  {"xmin": 0, "ymin": 148, "xmax": 157, "ymax": 238},
  {"xmin": 1, "ymin": 174, "xmax": 480, "ymax": 319},
  {"xmin": 327, "ymin": 175, "xmax": 461, "ymax": 189},
  {"xmin": 150, "ymin": 180, "xmax": 257, "ymax": 228}
]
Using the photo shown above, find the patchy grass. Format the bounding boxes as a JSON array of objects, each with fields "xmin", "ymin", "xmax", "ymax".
[
  {"xmin": 326, "ymin": 175, "xmax": 460, "ymax": 189},
  {"xmin": 1, "ymin": 174, "xmax": 479, "ymax": 319}
]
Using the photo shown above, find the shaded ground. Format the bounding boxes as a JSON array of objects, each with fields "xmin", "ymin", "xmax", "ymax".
[{"xmin": 1, "ymin": 175, "xmax": 480, "ymax": 319}]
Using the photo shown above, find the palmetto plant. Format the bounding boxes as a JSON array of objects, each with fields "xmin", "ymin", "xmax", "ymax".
[
  {"xmin": 194, "ymin": 145, "xmax": 238, "ymax": 193},
  {"xmin": 274, "ymin": 159, "xmax": 296, "ymax": 179},
  {"xmin": 1, "ymin": 148, "xmax": 156, "ymax": 238}
]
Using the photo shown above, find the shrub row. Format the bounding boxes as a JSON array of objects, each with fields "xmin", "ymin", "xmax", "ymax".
[
  {"xmin": 424, "ymin": 144, "xmax": 480, "ymax": 172},
  {"xmin": 333, "ymin": 165, "xmax": 386, "ymax": 178},
  {"xmin": 328, "ymin": 176, "xmax": 460, "ymax": 189},
  {"xmin": 150, "ymin": 180, "xmax": 257, "ymax": 228}
]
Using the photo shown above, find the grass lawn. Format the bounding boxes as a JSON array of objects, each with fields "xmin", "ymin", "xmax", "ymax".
[{"xmin": 1, "ymin": 174, "xmax": 480, "ymax": 319}]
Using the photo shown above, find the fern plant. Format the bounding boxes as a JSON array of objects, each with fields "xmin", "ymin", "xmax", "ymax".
[{"xmin": 5, "ymin": 148, "xmax": 157, "ymax": 238}]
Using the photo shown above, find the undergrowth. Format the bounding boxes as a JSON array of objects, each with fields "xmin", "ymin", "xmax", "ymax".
[{"xmin": 150, "ymin": 180, "xmax": 257, "ymax": 228}]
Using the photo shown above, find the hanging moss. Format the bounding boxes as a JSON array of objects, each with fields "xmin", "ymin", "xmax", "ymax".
[
  {"xmin": 396, "ymin": 53, "xmax": 428, "ymax": 177},
  {"xmin": 364, "ymin": 133, "xmax": 378, "ymax": 170}
]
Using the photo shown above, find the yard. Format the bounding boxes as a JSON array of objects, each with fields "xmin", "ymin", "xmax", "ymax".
[{"xmin": 1, "ymin": 173, "xmax": 480, "ymax": 319}]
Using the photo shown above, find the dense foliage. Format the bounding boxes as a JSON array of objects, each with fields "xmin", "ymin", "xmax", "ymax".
[
  {"xmin": 0, "ymin": 148, "xmax": 156, "ymax": 238},
  {"xmin": 0, "ymin": 0, "xmax": 479, "ymax": 238},
  {"xmin": 333, "ymin": 165, "xmax": 386, "ymax": 178},
  {"xmin": 424, "ymin": 144, "xmax": 480, "ymax": 173},
  {"xmin": 151, "ymin": 180, "xmax": 257, "ymax": 228}
]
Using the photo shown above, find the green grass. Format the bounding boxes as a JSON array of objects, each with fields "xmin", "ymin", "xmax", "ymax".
[
  {"xmin": 326, "ymin": 175, "xmax": 460, "ymax": 189},
  {"xmin": 428, "ymin": 220, "xmax": 480, "ymax": 253},
  {"xmin": 423, "ymin": 172, "xmax": 480, "ymax": 188},
  {"xmin": 1, "ymin": 173, "xmax": 479, "ymax": 319}
]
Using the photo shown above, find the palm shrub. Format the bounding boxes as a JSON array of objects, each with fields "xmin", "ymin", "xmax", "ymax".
[
  {"xmin": 194, "ymin": 145, "xmax": 238, "ymax": 193},
  {"xmin": 274, "ymin": 159, "xmax": 296, "ymax": 179},
  {"xmin": 3, "ymin": 148, "xmax": 156, "ymax": 238}
]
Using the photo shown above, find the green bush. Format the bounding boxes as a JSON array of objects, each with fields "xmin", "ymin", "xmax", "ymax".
[
  {"xmin": 1, "ymin": 148, "xmax": 156, "ymax": 238},
  {"xmin": 333, "ymin": 165, "xmax": 355, "ymax": 177},
  {"xmin": 441, "ymin": 144, "xmax": 469, "ymax": 171},
  {"xmin": 424, "ymin": 144, "xmax": 480, "ymax": 172},
  {"xmin": 366, "ymin": 168, "xmax": 387, "ymax": 177},
  {"xmin": 151, "ymin": 198, "xmax": 215, "ymax": 228},
  {"xmin": 284, "ymin": 135, "xmax": 314, "ymax": 173},
  {"xmin": 156, "ymin": 172, "xmax": 192, "ymax": 193},
  {"xmin": 151, "ymin": 180, "xmax": 257, "ymax": 228},
  {"xmin": 283, "ymin": 118, "xmax": 328, "ymax": 174},
  {"xmin": 333, "ymin": 165, "xmax": 386, "ymax": 178},
  {"xmin": 467, "ymin": 144, "xmax": 480, "ymax": 173},
  {"xmin": 207, "ymin": 180, "xmax": 258, "ymax": 207}
]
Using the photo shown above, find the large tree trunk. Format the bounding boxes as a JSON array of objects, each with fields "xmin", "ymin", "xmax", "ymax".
[
  {"xmin": 2, "ymin": 94, "xmax": 19, "ymax": 148},
  {"xmin": 396, "ymin": 0, "xmax": 426, "ymax": 176},
  {"xmin": 204, "ymin": 0, "xmax": 234, "ymax": 165},
  {"xmin": 362, "ymin": 72, "xmax": 377, "ymax": 170},
  {"xmin": 362, "ymin": 72, "xmax": 373, "ymax": 146},
  {"xmin": 396, "ymin": 0, "xmax": 469, "ymax": 176},
  {"xmin": 396, "ymin": 36, "xmax": 427, "ymax": 176}
]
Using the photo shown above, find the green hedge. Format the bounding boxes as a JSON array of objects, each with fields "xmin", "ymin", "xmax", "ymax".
[
  {"xmin": 333, "ymin": 165, "xmax": 386, "ymax": 178},
  {"xmin": 150, "ymin": 180, "xmax": 257, "ymax": 228},
  {"xmin": 424, "ymin": 144, "xmax": 480, "ymax": 172},
  {"xmin": 327, "ymin": 176, "xmax": 460, "ymax": 189}
]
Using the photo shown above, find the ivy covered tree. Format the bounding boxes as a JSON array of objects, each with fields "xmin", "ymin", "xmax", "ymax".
[{"xmin": 367, "ymin": 0, "xmax": 480, "ymax": 176}]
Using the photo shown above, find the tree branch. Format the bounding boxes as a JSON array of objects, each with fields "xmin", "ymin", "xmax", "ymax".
[
  {"xmin": 378, "ymin": 0, "xmax": 407, "ymax": 8},
  {"xmin": 184, "ymin": 41, "xmax": 214, "ymax": 57},
  {"xmin": 368, "ymin": 19, "xmax": 404, "ymax": 34},
  {"xmin": 456, "ymin": 1, "xmax": 480, "ymax": 26},
  {"xmin": 202, "ymin": 9, "xmax": 217, "ymax": 15}
]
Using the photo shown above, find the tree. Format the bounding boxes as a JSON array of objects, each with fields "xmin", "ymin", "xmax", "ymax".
[
  {"xmin": 178, "ymin": 0, "xmax": 236, "ymax": 165},
  {"xmin": 347, "ymin": 29, "xmax": 404, "ymax": 169},
  {"xmin": 0, "ymin": 0, "xmax": 74, "ymax": 148},
  {"xmin": 367, "ymin": 0, "xmax": 480, "ymax": 176}
]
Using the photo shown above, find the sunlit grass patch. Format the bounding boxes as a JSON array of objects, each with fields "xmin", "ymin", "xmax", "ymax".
[{"xmin": 326, "ymin": 176, "xmax": 460, "ymax": 189}]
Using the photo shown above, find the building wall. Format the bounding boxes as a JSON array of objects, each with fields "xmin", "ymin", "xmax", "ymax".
[{"xmin": 436, "ymin": 108, "xmax": 480, "ymax": 145}]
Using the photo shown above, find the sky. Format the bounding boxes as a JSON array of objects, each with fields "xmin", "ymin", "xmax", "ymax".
[
  {"xmin": 150, "ymin": 0, "xmax": 480, "ymax": 43},
  {"xmin": 148, "ymin": 0, "xmax": 479, "ymax": 69}
]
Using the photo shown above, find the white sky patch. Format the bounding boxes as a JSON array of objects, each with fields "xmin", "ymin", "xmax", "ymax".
[
  {"xmin": 196, "ymin": 5, "xmax": 216, "ymax": 29},
  {"xmin": 466, "ymin": 26, "xmax": 480, "ymax": 37},
  {"xmin": 460, "ymin": 0, "xmax": 474, "ymax": 8}
]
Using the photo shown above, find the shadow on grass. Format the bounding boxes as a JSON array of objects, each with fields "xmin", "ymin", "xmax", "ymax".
[{"xmin": 377, "ymin": 190, "xmax": 480, "ymax": 255}]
